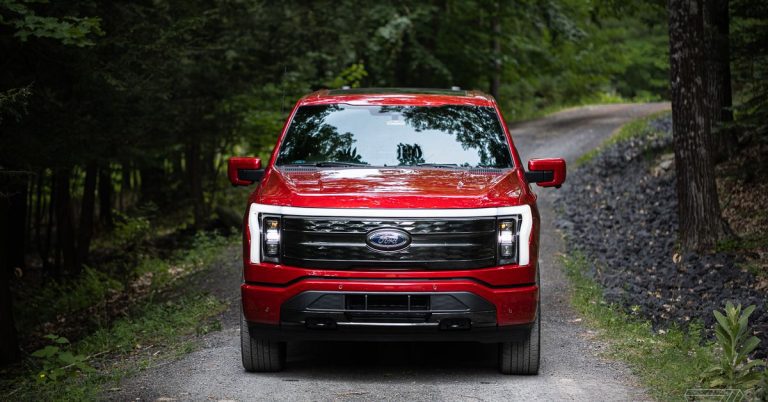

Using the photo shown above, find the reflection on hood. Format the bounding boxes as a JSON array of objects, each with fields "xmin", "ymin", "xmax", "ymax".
[{"xmin": 256, "ymin": 167, "xmax": 525, "ymax": 209}]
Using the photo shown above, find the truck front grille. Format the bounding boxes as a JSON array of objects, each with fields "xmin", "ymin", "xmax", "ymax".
[{"xmin": 281, "ymin": 216, "xmax": 497, "ymax": 270}]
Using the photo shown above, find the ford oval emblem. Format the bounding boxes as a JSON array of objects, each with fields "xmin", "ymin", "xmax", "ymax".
[{"xmin": 365, "ymin": 228, "xmax": 411, "ymax": 251}]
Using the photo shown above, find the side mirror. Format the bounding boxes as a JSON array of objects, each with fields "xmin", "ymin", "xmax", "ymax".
[
  {"xmin": 228, "ymin": 157, "xmax": 264, "ymax": 186},
  {"xmin": 525, "ymin": 158, "xmax": 566, "ymax": 188}
]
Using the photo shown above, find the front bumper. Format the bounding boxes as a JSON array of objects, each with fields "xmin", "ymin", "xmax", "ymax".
[
  {"xmin": 241, "ymin": 278, "xmax": 538, "ymax": 339},
  {"xmin": 246, "ymin": 321, "xmax": 534, "ymax": 343}
]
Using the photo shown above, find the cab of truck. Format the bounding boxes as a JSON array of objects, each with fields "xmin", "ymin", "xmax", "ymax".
[{"xmin": 228, "ymin": 88, "xmax": 566, "ymax": 374}]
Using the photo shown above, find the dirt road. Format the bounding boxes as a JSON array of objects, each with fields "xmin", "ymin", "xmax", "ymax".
[{"xmin": 111, "ymin": 103, "xmax": 670, "ymax": 401}]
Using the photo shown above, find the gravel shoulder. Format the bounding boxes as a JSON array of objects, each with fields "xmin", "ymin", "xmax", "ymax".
[{"xmin": 110, "ymin": 103, "xmax": 669, "ymax": 401}]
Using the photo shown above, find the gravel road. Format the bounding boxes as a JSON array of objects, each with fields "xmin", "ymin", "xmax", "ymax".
[{"xmin": 110, "ymin": 103, "xmax": 669, "ymax": 401}]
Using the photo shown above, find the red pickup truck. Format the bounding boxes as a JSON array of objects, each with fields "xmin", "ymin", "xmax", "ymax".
[{"xmin": 228, "ymin": 88, "xmax": 565, "ymax": 375}]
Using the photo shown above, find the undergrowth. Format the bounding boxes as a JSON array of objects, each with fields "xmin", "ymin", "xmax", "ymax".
[
  {"xmin": 15, "ymin": 231, "xmax": 233, "ymax": 335},
  {"xmin": 2, "ymin": 294, "xmax": 226, "ymax": 401},
  {"xmin": 575, "ymin": 110, "xmax": 671, "ymax": 166},
  {"xmin": 2, "ymin": 230, "xmax": 234, "ymax": 401}
]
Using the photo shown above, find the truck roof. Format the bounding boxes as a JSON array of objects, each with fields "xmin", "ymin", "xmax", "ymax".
[{"xmin": 297, "ymin": 87, "xmax": 497, "ymax": 107}]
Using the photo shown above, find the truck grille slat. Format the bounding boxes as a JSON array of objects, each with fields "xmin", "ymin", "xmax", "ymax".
[{"xmin": 282, "ymin": 216, "xmax": 497, "ymax": 270}]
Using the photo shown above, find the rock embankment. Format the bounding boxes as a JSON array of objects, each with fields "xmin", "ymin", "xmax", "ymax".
[{"xmin": 556, "ymin": 115, "xmax": 767, "ymax": 357}]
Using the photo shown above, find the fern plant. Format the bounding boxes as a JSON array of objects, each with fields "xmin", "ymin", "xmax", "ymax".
[{"xmin": 701, "ymin": 303, "xmax": 765, "ymax": 390}]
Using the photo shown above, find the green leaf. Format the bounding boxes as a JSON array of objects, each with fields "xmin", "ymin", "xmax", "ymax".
[
  {"xmin": 708, "ymin": 377, "xmax": 726, "ymax": 387},
  {"xmin": 31, "ymin": 345, "xmax": 58, "ymax": 358},
  {"xmin": 58, "ymin": 351, "xmax": 76, "ymax": 365},
  {"xmin": 741, "ymin": 336, "xmax": 761, "ymax": 356},
  {"xmin": 743, "ymin": 304, "xmax": 756, "ymax": 320},
  {"xmin": 713, "ymin": 310, "xmax": 733, "ymax": 338}
]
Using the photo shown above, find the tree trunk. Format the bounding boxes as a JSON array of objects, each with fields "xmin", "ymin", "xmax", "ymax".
[
  {"xmin": 489, "ymin": 0, "xmax": 501, "ymax": 99},
  {"xmin": 34, "ymin": 171, "xmax": 44, "ymax": 251},
  {"xmin": 668, "ymin": 0, "xmax": 731, "ymax": 251},
  {"xmin": 98, "ymin": 166, "xmax": 113, "ymax": 229},
  {"xmin": 703, "ymin": 0, "xmax": 733, "ymax": 161},
  {"xmin": 43, "ymin": 173, "xmax": 55, "ymax": 277},
  {"xmin": 139, "ymin": 165, "xmax": 166, "ymax": 206},
  {"xmin": 76, "ymin": 163, "xmax": 98, "ymax": 271},
  {"xmin": 54, "ymin": 169, "xmax": 76, "ymax": 275},
  {"xmin": 4, "ymin": 174, "xmax": 27, "ymax": 271},
  {"xmin": 120, "ymin": 163, "xmax": 131, "ymax": 212},
  {"xmin": 25, "ymin": 176, "xmax": 33, "ymax": 250},
  {"xmin": 0, "ymin": 194, "xmax": 20, "ymax": 365},
  {"xmin": 186, "ymin": 141, "xmax": 206, "ymax": 229},
  {"xmin": 0, "ymin": 172, "xmax": 24, "ymax": 364}
]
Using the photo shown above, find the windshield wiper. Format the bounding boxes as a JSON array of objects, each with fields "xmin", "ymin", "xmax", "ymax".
[
  {"xmin": 285, "ymin": 161, "xmax": 370, "ymax": 167},
  {"xmin": 415, "ymin": 163, "xmax": 461, "ymax": 168}
]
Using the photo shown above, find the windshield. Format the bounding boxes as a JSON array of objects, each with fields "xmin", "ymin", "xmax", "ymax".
[{"xmin": 274, "ymin": 104, "xmax": 513, "ymax": 168}]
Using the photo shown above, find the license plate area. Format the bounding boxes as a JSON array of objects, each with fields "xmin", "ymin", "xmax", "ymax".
[{"xmin": 345, "ymin": 294, "xmax": 430, "ymax": 311}]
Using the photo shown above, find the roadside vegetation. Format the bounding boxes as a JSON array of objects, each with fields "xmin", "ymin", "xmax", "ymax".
[
  {"xmin": 575, "ymin": 110, "xmax": 672, "ymax": 166},
  {"xmin": 562, "ymin": 253, "xmax": 713, "ymax": 400},
  {"xmin": 564, "ymin": 253, "xmax": 767, "ymax": 400},
  {"xmin": 561, "ymin": 111, "xmax": 768, "ymax": 399},
  {"xmin": 0, "ymin": 230, "xmax": 233, "ymax": 400},
  {"xmin": 3, "ymin": 294, "xmax": 226, "ymax": 400}
]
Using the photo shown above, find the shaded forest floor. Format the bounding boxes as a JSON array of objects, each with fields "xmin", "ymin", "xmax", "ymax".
[{"xmin": 1, "ymin": 224, "xmax": 239, "ymax": 400}]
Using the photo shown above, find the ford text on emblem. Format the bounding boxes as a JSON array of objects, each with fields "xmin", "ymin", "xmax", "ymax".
[{"xmin": 365, "ymin": 228, "xmax": 412, "ymax": 251}]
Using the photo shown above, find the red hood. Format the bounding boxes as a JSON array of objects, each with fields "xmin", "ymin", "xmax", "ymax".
[{"xmin": 254, "ymin": 167, "xmax": 527, "ymax": 208}]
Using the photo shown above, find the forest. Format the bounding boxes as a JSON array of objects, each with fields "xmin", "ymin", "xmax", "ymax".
[{"xmin": 1, "ymin": 0, "xmax": 767, "ymax": 399}]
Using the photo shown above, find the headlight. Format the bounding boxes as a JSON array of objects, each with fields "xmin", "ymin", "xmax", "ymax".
[
  {"xmin": 497, "ymin": 216, "xmax": 521, "ymax": 265},
  {"xmin": 261, "ymin": 215, "xmax": 281, "ymax": 263}
]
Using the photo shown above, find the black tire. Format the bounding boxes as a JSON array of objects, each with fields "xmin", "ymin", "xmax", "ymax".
[
  {"xmin": 498, "ymin": 306, "xmax": 540, "ymax": 375},
  {"xmin": 241, "ymin": 312, "xmax": 286, "ymax": 372}
]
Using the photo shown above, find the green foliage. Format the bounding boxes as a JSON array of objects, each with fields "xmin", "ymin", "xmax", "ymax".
[
  {"xmin": 135, "ymin": 231, "xmax": 231, "ymax": 288},
  {"xmin": 562, "ymin": 252, "xmax": 714, "ymax": 400},
  {"xmin": 716, "ymin": 234, "xmax": 768, "ymax": 253},
  {"xmin": 14, "ymin": 229, "xmax": 233, "ymax": 341},
  {"xmin": 3, "ymin": 294, "xmax": 226, "ymax": 401},
  {"xmin": 497, "ymin": 0, "xmax": 668, "ymax": 120},
  {"xmin": 326, "ymin": 63, "xmax": 368, "ymax": 89},
  {"xmin": 78, "ymin": 294, "xmax": 225, "ymax": 356},
  {"xmin": 731, "ymin": 0, "xmax": 768, "ymax": 143},
  {"xmin": 111, "ymin": 213, "xmax": 151, "ymax": 249},
  {"xmin": 0, "ymin": 0, "xmax": 102, "ymax": 46},
  {"xmin": 576, "ymin": 110, "xmax": 671, "ymax": 165},
  {"xmin": 31, "ymin": 335, "xmax": 94, "ymax": 384},
  {"xmin": 15, "ymin": 267, "xmax": 123, "ymax": 332},
  {"xmin": 701, "ymin": 303, "xmax": 766, "ymax": 390},
  {"xmin": 0, "ymin": 85, "xmax": 31, "ymax": 124}
]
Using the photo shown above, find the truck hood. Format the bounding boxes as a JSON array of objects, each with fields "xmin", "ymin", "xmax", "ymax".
[{"xmin": 255, "ymin": 167, "xmax": 526, "ymax": 209}]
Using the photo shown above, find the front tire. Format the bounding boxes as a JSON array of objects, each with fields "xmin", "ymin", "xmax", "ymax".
[
  {"xmin": 241, "ymin": 312, "xmax": 286, "ymax": 372},
  {"xmin": 498, "ymin": 306, "xmax": 540, "ymax": 375}
]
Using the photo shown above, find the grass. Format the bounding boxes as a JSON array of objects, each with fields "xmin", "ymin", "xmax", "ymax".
[
  {"xmin": 2, "ymin": 231, "xmax": 235, "ymax": 401},
  {"xmin": 505, "ymin": 91, "xmax": 662, "ymax": 123},
  {"xmin": 2, "ymin": 294, "xmax": 226, "ymax": 401},
  {"xmin": 562, "ymin": 252, "xmax": 715, "ymax": 400},
  {"xmin": 14, "ymin": 231, "xmax": 233, "ymax": 334},
  {"xmin": 575, "ymin": 110, "xmax": 671, "ymax": 166},
  {"xmin": 716, "ymin": 234, "xmax": 768, "ymax": 254}
]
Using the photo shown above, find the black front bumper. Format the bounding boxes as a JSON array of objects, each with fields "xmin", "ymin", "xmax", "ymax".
[{"xmin": 247, "ymin": 291, "xmax": 532, "ymax": 343}]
